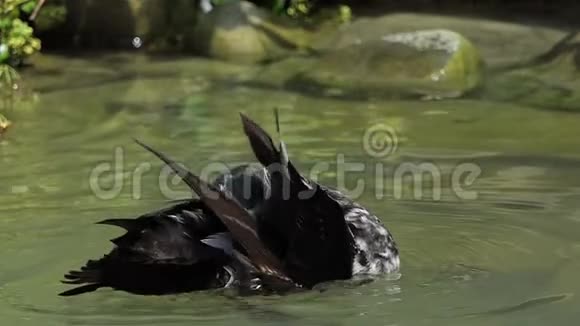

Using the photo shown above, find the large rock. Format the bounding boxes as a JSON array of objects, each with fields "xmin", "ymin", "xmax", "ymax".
[
  {"xmin": 316, "ymin": 13, "xmax": 568, "ymax": 68},
  {"xmin": 291, "ymin": 29, "xmax": 483, "ymax": 99},
  {"xmin": 259, "ymin": 13, "xmax": 579, "ymax": 102},
  {"xmin": 185, "ymin": 1, "xmax": 310, "ymax": 63}
]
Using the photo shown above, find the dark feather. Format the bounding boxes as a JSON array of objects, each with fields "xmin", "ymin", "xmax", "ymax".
[
  {"xmin": 59, "ymin": 283, "xmax": 102, "ymax": 296},
  {"xmin": 97, "ymin": 218, "xmax": 137, "ymax": 231},
  {"xmin": 240, "ymin": 114, "xmax": 356, "ymax": 287},
  {"xmin": 135, "ymin": 140, "xmax": 295, "ymax": 289},
  {"xmin": 60, "ymin": 249, "xmax": 229, "ymax": 296},
  {"xmin": 212, "ymin": 164, "xmax": 269, "ymax": 212},
  {"xmin": 240, "ymin": 113, "xmax": 281, "ymax": 167},
  {"xmin": 60, "ymin": 201, "xmax": 232, "ymax": 296},
  {"xmin": 238, "ymin": 114, "xmax": 298, "ymax": 257},
  {"xmin": 286, "ymin": 186, "xmax": 355, "ymax": 287}
]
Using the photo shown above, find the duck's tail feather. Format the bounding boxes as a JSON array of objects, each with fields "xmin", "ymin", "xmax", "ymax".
[
  {"xmin": 238, "ymin": 113, "xmax": 312, "ymax": 261},
  {"xmin": 59, "ymin": 259, "xmax": 105, "ymax": 296},
  {"xmin": 135, "ymin": 139, "xmax": 295, "ymax": 289},
  {"xmin": 96, "ymin": 218, "xmax": 137, "ymax": 231},
  {"xmin": 239, "ymin": 112, "xmax": 303, "ymax": 188},
  {"xmin": 239, "ymin": 113, "xmax": 282, "ymax": 168},
  {"xmin": 59, "ymin": 283, "xmax": 102, "ymax": 296},
  {"xmin": 96, "ymin": 218, "xmax": 140, "ymax": 247}
]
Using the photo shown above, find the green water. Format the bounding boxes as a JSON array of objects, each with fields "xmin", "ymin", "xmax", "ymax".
[{"xmin": 1, "ymin": 54, "xmax": 580, "ymax": 325}]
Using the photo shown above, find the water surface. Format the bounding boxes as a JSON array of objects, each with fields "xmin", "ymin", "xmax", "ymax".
[{"xmin": 1, "ymin": 54, "xmax": 580, "ymax": 325}]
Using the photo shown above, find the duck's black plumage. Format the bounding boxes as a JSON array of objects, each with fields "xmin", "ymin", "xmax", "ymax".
[
  {"xmin": 239, "ymin": 113, "xmax": 355, "ymax": 287},
  {"xmin": 60, "ymin": 113, "xmax": 399, "ymax": 296},
  {"xmin": 60, "ymin": 201, "xmax": 232, "ymax": 296},
  {"xmin": 135, "ymin": 139, "xmax": 295, "ymax": 290}
]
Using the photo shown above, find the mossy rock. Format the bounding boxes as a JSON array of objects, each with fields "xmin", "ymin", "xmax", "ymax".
[
  {"xmin": 318, "ymin": 13, "xmax": 567, "ymax": 68},
  {"xmin": 484, "ymin": 40, "xmax": 580, "ymax": 111},
  {"xmin": 185, "ymin": 1, "xmax": 311, "ymax": 63},
  {"xmin": 297, "ymin": 29, "xmax": 484, "ymax": 99}
]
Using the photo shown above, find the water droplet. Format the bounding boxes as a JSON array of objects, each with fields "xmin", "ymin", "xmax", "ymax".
[{"xmin": 132, "ymin": 37, "xmax": 143, "ymax": 49}]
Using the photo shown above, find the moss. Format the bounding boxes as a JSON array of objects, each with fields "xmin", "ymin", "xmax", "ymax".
[{"xmin": 435, "ymin": 32, "xmax": 484, "ymax": 93}]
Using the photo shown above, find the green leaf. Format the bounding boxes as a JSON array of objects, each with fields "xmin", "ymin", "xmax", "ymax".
[
  {"xmin": 20, "ymin": 1, "xmax": 38, "ymax": 14},
  {"xmin": 0, "ymin": 44, "xmax": 9, "ymax": 62},
  {"xmin": 0, "ymin": 18, "xmax": 11, "ymax": 29},
  {"xmin": 272, "ymin": 0, "xmax": 289, "ymax": 15}
]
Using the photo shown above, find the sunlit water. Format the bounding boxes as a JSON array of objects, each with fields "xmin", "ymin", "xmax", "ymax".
[{"xmin": 1, "ymin": 53, "xmax": 580, "ymax": 325}]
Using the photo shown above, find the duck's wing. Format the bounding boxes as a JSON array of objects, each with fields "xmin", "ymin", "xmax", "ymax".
[
  {"xmin": 59, "ymin": 202, "xmax": 232, "ymax": 296},
  {"xmin": 239, "ymin": 113, "xmax": 355, "ymax": 287},
  {"xmin": 286, "ymin": 184, "xmax": 355, "ymax": 287},
  {"xmin": 102, "ymin": 201, "xmax": 225, "ymax": 249},
  {"xmin": 135, "ymin": 140, "xmax": 295, "ymax": 291},
  {"xmin": 239, "ymin": 113, "xmax": 299, "ymax": 257},
  {"xmin": 101, "ymin": 201, "xmax": 229, "ymax": 261}
]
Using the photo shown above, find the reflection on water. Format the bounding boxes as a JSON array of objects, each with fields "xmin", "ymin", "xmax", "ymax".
[{"xmin": 1, "ymin": 54, "xmax": 580, "ymax": 325}]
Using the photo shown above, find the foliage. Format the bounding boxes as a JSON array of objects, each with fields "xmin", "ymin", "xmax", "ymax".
[
  {"xmin": 216, "ymin": 0, "xmax": 350, "ymax": 20},
  {"xmin": 274, "ymin": 0, "xmax": 313, "ymax": 17},
  {"xmin": 337, "ymin": 4, "xmax": 351, "ymax": 23},
  {"xmin": 0, "ymin": 63, "xmax": 20, "ymax": 118},
  {"xmin": 0, "ymin": 60, "xmax": 19, "ymax": 86},
  {"xmin": 0, "ymin": 0, "xmax": 41, "ymax": 65},
  {"xmin": 34, "ymin": 1, "xmax": 66, "ymax": 33}
]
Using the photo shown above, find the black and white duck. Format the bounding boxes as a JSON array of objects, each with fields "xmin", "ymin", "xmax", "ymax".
[{"xmin": 59, "ymin": 113, "xmax": 399, "ymax": 296}]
